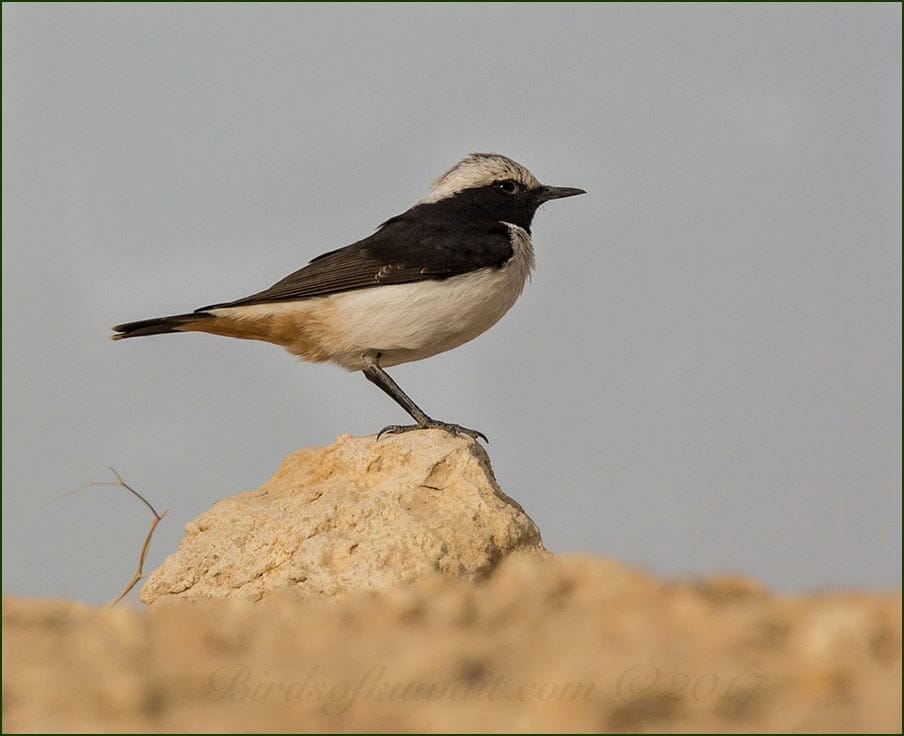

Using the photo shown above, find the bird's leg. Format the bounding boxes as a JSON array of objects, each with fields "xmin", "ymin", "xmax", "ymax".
[{"xmin": 361, "ymin": 355, "xmax": 488, "ymax": 443}]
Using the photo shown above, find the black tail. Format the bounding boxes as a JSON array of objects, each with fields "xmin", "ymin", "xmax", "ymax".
[{"xmin": 111, "ymin": 312, "xmax": 214, "ymax": 340}]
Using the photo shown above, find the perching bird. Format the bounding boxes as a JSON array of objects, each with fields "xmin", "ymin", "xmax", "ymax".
[{"xmin": 113, "ymin": 153, "xmax": 585, "ymax": 442}]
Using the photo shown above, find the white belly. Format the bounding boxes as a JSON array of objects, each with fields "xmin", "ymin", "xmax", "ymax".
[
  {"xmin": 329, "ymin": 269, "xmax": 528, "ymax": 368},
  {"xmin": 210, "ymin": 223, "xmax": 534, "ymax": 370}
]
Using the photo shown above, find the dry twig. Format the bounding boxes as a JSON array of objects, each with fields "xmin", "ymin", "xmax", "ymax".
[{"xmin": 76, "ymin": 467, "xmax": 169, "ymax": 606}]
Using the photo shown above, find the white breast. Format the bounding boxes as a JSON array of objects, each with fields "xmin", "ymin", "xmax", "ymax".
[{"xmin": 321, "ymin": 222, "xmax": 534, "ymax": 369}]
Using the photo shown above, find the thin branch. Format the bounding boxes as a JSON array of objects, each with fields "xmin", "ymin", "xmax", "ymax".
[
  {"xmin": 104, "ymin": 466, "xmax": 164, "ymax": 521},
  {"xmin": 105, "ymin": 467, "xmax": 168, "ymax": 606},
  {"xmin": 109, "ymin": 508, "xmax": 167, "ymax": 607},
  {"xmin": 69, "ymin": 467, "xmax": 169, "ymax": 606}
]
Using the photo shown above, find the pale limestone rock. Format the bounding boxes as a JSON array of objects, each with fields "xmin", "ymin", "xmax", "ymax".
[{"xmin": 140, "ymin": 430, "xmax": 545, "ymax": 604}]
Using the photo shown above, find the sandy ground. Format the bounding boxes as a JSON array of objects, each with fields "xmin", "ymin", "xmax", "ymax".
[{"xmin": 3, "ymin": 553, "xmax": 900, "ymax": 732}]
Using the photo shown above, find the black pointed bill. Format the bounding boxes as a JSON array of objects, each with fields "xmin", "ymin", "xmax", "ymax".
[{"xmin": 534, "ymin": 185, "xmax": 587, "ymax": 203}]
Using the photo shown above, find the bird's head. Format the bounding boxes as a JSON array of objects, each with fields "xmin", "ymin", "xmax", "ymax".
[{"xmin": 422, "ymin": 153, "xmax": 585, "ymax": 229}]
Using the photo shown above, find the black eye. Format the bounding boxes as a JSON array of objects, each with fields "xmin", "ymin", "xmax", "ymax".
[{"xmin": 497, "ymin": 180, "xmax": 519, "ymax": 194}]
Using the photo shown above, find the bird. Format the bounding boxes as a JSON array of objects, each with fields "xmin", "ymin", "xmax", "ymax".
[{"xmin": 112, "ymin": 153, "xmax": 585, "ymax": 442}]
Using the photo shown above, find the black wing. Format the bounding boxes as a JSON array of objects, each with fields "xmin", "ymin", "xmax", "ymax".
[{"xmin": 200, "ymin": 203, "xmax": 514, "ymax": 310}]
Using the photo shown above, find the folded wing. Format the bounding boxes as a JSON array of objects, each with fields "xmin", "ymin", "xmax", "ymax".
[{"xmin": 200, "ymin": 204, "xmax": 514, "ymax": 311}]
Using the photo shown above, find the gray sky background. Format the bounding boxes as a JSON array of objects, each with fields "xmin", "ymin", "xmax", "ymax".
[{"xmin": 3, "ymin": 3, "xmax": 901, "ymax": 605}]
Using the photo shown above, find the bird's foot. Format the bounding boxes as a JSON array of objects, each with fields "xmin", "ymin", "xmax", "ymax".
[{"xmin": 377, "ymin": 419, "xmax": 488, "ymax": 443}]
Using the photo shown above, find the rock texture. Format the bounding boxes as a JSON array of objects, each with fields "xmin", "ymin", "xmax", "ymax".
[
  {"xmin": 4, "ymin": 434, "xmax": 900, "ymax": 731},
  {"xmin": 3, "ymin": 555, "xmax": 900, "ymax": 733},
  {"xmin": 141, "ymin": 431, "xmax": 544, "ymax": 604}
]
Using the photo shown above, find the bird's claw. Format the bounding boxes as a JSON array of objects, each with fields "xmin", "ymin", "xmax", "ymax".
[{"xmin": 377, "ymin": 420, "xmax": 488, "ymax": 444}]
